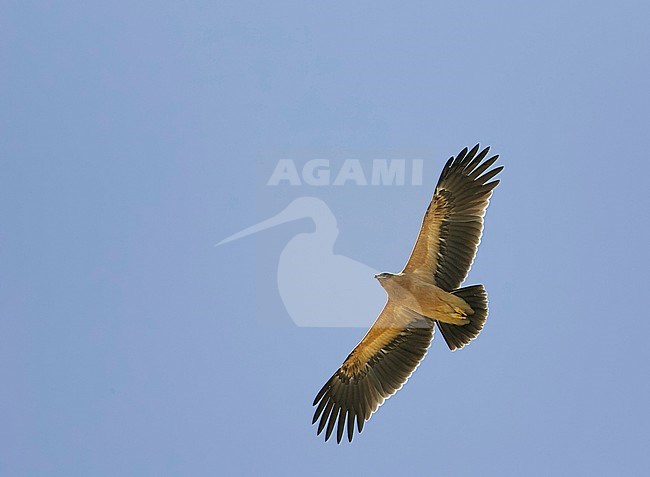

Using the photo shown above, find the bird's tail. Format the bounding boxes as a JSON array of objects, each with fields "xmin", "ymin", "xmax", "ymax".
[{"xmin": 437, "ymin": 284, "xmax": 488, "ymax": 351}]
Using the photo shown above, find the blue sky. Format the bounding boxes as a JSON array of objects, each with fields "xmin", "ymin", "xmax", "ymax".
[{"xmin": 2, "ymin": 1, "xmax": 650, "ymax": 476}]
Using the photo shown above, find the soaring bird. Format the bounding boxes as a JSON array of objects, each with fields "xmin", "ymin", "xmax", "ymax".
[{"xmin": 312, "ymin": 145, "xmax": 503, "ymax": 443}]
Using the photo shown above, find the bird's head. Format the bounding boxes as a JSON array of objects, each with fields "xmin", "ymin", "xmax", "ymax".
[{"xmin": 374, "ymin": 272, "xmax": 394, "ymax": 281}]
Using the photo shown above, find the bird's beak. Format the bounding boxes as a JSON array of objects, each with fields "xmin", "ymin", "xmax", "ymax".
[{"xmin": 216, "ymin": 205, "xmax": 301, "ymax": 246}]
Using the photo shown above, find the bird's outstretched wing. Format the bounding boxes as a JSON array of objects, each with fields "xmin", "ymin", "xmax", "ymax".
[
  {"xmin": 402, "ymin": 145, "xmax": 503, "ymax": 291},
  {"xmin": 312, "ymin": 302, "xmax": 434, "ymax": 443}
]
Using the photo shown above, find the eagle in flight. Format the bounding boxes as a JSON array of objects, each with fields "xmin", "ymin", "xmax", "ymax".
[{"xmin": 312, "ymin": 145, "xmax": 503, "ymax": 443}]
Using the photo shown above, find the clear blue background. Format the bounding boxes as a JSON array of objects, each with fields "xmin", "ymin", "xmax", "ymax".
[{"xmin": 2, "ymin": 1, "xmax": 650, "ymax": 475}]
